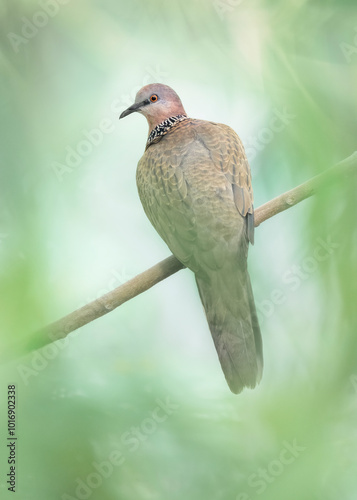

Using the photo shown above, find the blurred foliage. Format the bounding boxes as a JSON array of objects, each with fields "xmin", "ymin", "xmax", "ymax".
[{"xmin": 0, "ymin": 0, "xmax": 357, "ymax": 499}]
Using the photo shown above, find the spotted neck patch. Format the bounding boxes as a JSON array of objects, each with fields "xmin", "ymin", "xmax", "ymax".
[{"xmin": 146, "ymin": 114, "xmax": 188, "ymax": 148}]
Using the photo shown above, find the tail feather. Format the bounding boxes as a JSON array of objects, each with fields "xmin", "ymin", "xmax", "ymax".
[
  {"xmin": 196, "ymin": 268, "xmax": 263, "ymax": 394},
  {"xmin": 246, "ymin": 274, "xmax": 263, "ymax": 383}
]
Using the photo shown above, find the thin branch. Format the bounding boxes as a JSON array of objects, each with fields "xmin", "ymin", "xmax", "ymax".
[
  {"xmin": 254, "ymin": 151, "xmax": 357, "ymax": 226},
  {"xmin": 30, "ymin": 152, "xmax": 357, "ymax": 350}
]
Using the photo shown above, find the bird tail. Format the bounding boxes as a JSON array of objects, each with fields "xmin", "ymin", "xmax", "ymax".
[{"xmin": 195, "ymin": 266, "xmax": 263, "ymax": 394}]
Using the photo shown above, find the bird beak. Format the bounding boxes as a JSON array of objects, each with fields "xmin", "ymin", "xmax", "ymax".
[{"xmin": 119, "ymin": 99, "xmax": 150, "ymax": 119}]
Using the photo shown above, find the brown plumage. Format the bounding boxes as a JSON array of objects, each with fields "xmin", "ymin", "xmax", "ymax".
[{"xmin": 120, "ymin": 84, "xmax": 263, "ymax": 394}]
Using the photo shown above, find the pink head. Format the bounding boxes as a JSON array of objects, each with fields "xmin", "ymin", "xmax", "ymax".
[{"xmin": 119, "ymin": 83, "xmax": 187, "ymax": 131}]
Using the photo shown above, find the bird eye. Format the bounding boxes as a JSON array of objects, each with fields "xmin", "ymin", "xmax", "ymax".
[{"xmin": 150, "ymin": 94, "xmax": 158, "ymax": 102}]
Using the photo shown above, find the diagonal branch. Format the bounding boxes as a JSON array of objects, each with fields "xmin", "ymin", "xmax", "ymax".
[{"xmin": 30, "ymin": 152, "xmax": 357, "ymax": 350}]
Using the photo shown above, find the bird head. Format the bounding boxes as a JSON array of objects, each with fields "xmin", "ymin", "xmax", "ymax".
[{"xmin": 119, "ymin": 83, "xmax": 187, "ymax": 130}]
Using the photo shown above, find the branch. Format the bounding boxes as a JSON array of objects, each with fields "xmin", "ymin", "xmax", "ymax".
[{"xmin": 30, "ymin": 152, "xmax": 357, "ymax": 350}]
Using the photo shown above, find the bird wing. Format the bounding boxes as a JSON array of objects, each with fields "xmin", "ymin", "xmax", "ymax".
[
  {"xmin": 194, "ymin": 119, "xmax": 255, "ymax": 244},
  {"xmin": 198, "ymin": 120, "xmax": 254, "ymax": 217}
]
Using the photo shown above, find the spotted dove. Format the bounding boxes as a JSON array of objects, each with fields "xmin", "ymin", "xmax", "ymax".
[{"xmin": 120, "ymin": 83, "xmax": 263, "ymax": 394}]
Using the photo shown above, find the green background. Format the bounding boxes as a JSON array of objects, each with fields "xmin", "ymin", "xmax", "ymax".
[{"xmin": 0, "ymin": 0, "xmax": 357, "ymax": 499}]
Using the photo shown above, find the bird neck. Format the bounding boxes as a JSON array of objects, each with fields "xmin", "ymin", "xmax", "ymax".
[{"xmin": 147, "ymin": 115, "xmax": 188, "ymax": 147}]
